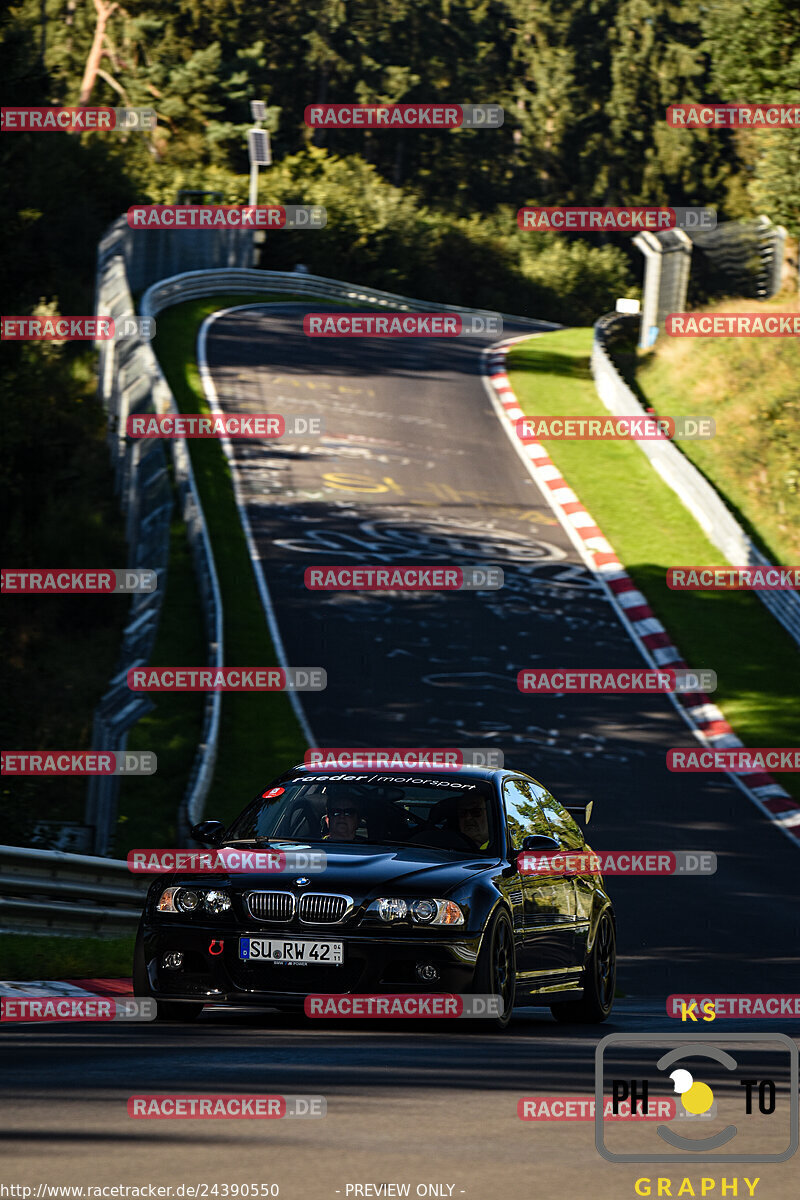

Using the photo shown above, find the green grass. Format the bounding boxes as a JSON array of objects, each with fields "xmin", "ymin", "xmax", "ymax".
[
  {"xmin": 631, "ymin": 295, "xmax": 800, "ymax": 565},
  {"xmin": 507, "ymin": 329, "xmax": 800, "ymax": 803},
  {"xmin": 146, "ymin": 295, "xmax": 319, "ymax": 829},
  {"xmin": 0, "ymin": 933, "xmax": 135, "ymax": 979}
]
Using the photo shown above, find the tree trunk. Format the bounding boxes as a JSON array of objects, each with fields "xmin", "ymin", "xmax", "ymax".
[{"xmin": 77, "ymin": 0, "xmax": 119, "ymax": 107}]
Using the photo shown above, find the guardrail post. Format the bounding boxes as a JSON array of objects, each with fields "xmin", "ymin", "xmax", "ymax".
[{"xmin": 632, "ymin": 229, "xmax": 692, "ymax": 350}]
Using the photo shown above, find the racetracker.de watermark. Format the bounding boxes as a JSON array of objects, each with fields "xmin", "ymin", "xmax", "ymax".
[
  {"xmin": 303, "ymin": 748, "xmax": 504, "ymax": 769},
  {"xmin": 2, "ymin": 316, "xmax": 155, "ymax": 341},
  {"xmin": 667, "ymin": 566, "xmax": 800, "ymax": 590},
  {"xmin": 1, "ymin": 107, "xmax": 156, "ymax": 131},
  {"xmin": 1, "ymin": 569, "xmax": 156, "ymax": 593},
  {"xmin": 1, "ymin": 997, "xmax": 155, "ymax": 1022},
  {"xmin": 127, "ymin": 1095, "xmax": 325, "ymax": 1119},
  {"xmin": 518, "ymin": 851, "xmax": 716, "ymax": 876},
  {"xmin": 668, "ymin": 103, "xmax": 800, "ymax": 128},
  {"xmin": 127, "ymin": 667, "xmax": 326, "ymax": 692},
  {"xmin": 667, "ymin": 313, "xmax": 800, "ymax": 337},
  {"xmin": 667, "ymin": 748, "xmax": 800, "ymax": 773},
  {"xmin": 127, "ymin": 206, "xmax": 327, "ymax": 229},
  {"xmin": 668, "ymin": 995, "xmax": 800, "ymax": 1020},
  {"xmin": 304, "ymin": 994, "xmax": 504, "ymax": 1018},
  {"xmin": 1, "ymin": 751, "xmax": 156, "ymax": 775},
  {"xmin": 126, "ymin": 414, "xmax": 323, "ymax": 438},
  {"xmin": 519, "ymin": 1096, "xmax": 678, "ymax": 1121},
  {"xmin": 304, "ymin": 565, "xmax": 503, "ymax": 590},
  {"xmin": 518, "ymin": 206, "xmax": 716, "ymax": 231},
  {"xmin": 518, "ymin": 668, "xmax": 717, "ymax": 693},
  {"xmin": 303, "ymin": 312, "xmax": 502, "ymax": 337},
  {"xmin": 127, "ymin": 848, "xmax": 326, "ymax": 873},
  {"xmin": 515, "ymin": 416, "xmax": 715, "ymax": 440},
  {"xmin": 304, "ymin": 104, "xmax": 503, "ymax": 128}
]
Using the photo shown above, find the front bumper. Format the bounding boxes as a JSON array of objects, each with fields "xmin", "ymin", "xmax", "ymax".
[{"xmin": 140, "ymin": 922, "xmax": 482, "ymax": 1008}]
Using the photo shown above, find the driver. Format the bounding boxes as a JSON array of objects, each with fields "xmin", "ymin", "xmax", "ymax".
[
  {"xmin": 456, "ymin": 792, "xmax": 491, "ymax": 850},
  {"xmin": 323, "ymin": 797, "xmax": 363, "ymax": 842}
]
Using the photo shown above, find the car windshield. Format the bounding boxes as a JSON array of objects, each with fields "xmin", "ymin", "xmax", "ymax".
[{"xmin": 225, "ymin": 775, "xmax": 501, "ymax": 856}]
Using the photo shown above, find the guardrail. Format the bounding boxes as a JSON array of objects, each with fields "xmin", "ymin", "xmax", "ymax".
[
  {"xmin": 591, "ymin": 312, "xmax": 800, "ymax": 648},
  {"xmin": 139, "ymin": 265, "xmax": 559, "ymax": 329},
  {"xmin": 90, "ymin": 250, "xmax": 224, "ymax": 854},
  {"xmin": 0, "ymin": 845, "xmax": 148, "ymax": 937}
]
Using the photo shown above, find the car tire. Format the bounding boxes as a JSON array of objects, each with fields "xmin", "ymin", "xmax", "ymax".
[
  {"xmin": 550, "ymin": 909, "xmax": 615, "ymax": 1025},
  {"xmin": 470, "ymin": 907, "xmax": 516, "ymax": 1030},
  {"xmin": 133, "ymin": 929, "xmax": 204, "ymax": 1023}
]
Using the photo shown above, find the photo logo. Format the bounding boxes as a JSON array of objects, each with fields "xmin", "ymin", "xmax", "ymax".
[
  {"xmin": 304, "ymin": 994, "xmax": 504, "ymax": 1018},
  {"xmin": 518, "ymin": 668, "xmax": 717, "ymax": 694},
  {"xmin": 667, "ymin": 749, "xmax": 800, "ymax": 773},
  {"xmin": 127, "ymin": 205, "xmax": 326, "ymax": 229},
  {"xmin": 304, "ymin": 104, "xmax": 503, "ymax": 129},
  {"xmin": 516, "ymin": 416, "xmax": 715, "ymax": 441},
  {"xmin": 304, "ymin": 565, "xmax": 503, "ymax": 590},
  {"xmin": 669, "ymin": 996, "xmax": 800, "ymax": 1020},
  {"xmin": 127, "ymin": 1095, "xmax": 326, "ymax": 1119},
  {"xmin": 126, "ymin": 414, "xmax": 323, "ymax": 439},
  {"xmin": 595, "ymin": 1033, "xmax": 798, "ymax": 1163},
  {"xmin": 303, "ymin": 748, "xmax": 504, "ymax": 770},
  {"xmin": 1, "ymin": 997, "xmax": 155, "ymax": 1022},
  {"xmin": 303, "ymin": 313, "xmax": 501, "ymax": 338},
  {"xmin": 518, "ymin": 851, "xmax": 716, "ymax": 877},
  {"xmin": 667, "ymin": 314, "xmax": 800, "ymax": 338},
  {"xmin": 1, "ymin": 751, "xmax": 156, "ymax": 776},
  {"xmin": 668, "ymin": 104, "xmax": 800, "ymax": 128},
  {"xmin": 128, "ymin": 849, "xmax": 326, "ymax": 874},
  {"xmin": 0, "ymin": 107, "xmax": 156, "ymax": 132},
  {"xmin": 667, "ymin": 567, "xmax": 800, "ymax": 591},
  {"xmin": 127, "ymin": 667, "xmax": 326, "ymax": 692},
  {"xmin": 1, "ymin": 569, "xmax": 156, "ymax": 593},
  {"xmin": 518, "ymin": 207, "xmax": 716, "ymax": 232}
]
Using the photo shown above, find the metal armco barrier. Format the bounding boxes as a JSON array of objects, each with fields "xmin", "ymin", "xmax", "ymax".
[
  {"xmin": 632, "ymin": 215, "xmax": 788, "ymax": 349},
  {"xmin": 139, "ymin": 265, "xmax": 556, "ymax": 329},
  {"xmin": 0, "ymin": 845, "xmax": 148, "ymax": 937},
  {"xmin": 591, "ymin": 312, "xmax": 800, "ymax": 649},
  {"xmin": 91, "ymin": 233, "xmax": 225, "ymax": 855}
]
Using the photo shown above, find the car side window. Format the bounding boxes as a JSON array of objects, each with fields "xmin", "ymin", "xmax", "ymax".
[
  {"xmin": 503, "ymin": 778, "xmax": 551, "ymax": 849},
  {"xmin": 537, "ymin": 792, "xmax": 585, "ymax": 850}
]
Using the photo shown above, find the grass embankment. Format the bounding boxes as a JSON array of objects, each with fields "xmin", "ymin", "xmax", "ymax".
[
  {"xmin": 506, "ymin": 329, "xmax": 800, "ymax": 804},
  {"xmin": 0, "ymin": 933, "xmax": 135, "ymax": 979},
  {"xmin": 625, "ymin": 295, "xmax": 799, "ymax": 565}
]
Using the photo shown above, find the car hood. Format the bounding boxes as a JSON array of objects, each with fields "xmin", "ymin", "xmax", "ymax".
[{"xmin": 177, "ymin": 842, "xmax": 500, "ymax": 897}]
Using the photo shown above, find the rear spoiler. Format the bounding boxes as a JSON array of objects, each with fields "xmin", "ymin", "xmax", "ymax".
[{"xmin": 564, "ymin": 801, "xmax": 593, "ymax": 826}]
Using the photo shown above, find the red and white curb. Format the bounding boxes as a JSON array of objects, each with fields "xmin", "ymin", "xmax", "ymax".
[
  {"xmin": 0, "ymin": 978, "xmax": 132, "ymax": 998},
  {"xmin": 481, "ymin": 336, "xmax": 800, "ymax": 845}
]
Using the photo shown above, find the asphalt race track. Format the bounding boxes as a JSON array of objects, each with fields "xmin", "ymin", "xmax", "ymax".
[{"xmin": 3, "ymin": 306, "xmax": 797, "ymax": 1197}]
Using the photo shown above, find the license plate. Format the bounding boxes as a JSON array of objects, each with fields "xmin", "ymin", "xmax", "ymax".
[{"xmin": 239, "ymin": 937, "xmax": 343, "ymax": 965}]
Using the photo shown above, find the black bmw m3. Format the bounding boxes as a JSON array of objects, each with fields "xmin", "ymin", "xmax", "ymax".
[{"xmin": 133, "ymin": 765, "xmax": 616, "ymax": 1028}]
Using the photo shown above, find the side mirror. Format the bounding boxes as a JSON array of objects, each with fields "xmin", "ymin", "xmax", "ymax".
[
  {"xmin": 521, "ymin": 834, "xmax": 560, "ymax": 852},
  {"xmin": 190, "ymin": 819, "xmax": 226, "ymax": 846}
]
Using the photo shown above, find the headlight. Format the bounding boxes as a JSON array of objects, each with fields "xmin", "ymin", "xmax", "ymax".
[
  {"xmin": 175, "ymin": 888, "xmax": 200, "ymax": 912},
  {"xmin": 156, "ymin": 886, "xmax": 229, "ymax": 914},
  {"xmin": 367, "ymin": 898, "xmax": 464, "ymax": 926},
  {"xmin": 373, "ymin": 898, "xmax": 408, "ymax": 922},
  {"xmin": 203, "ymin": 890, "xmax": 232, "ymax": 914}
]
